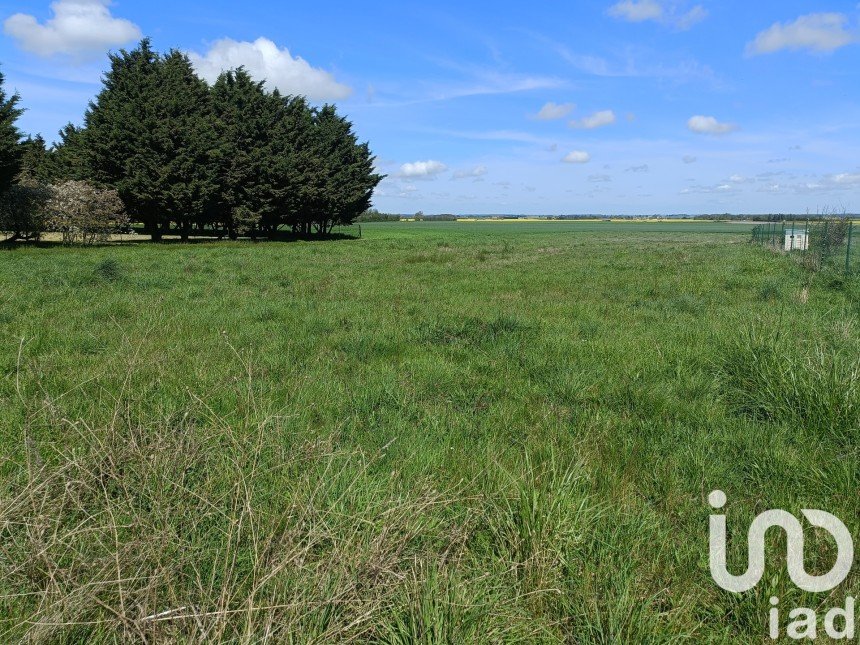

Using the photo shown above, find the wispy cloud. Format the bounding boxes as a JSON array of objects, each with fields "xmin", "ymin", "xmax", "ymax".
[
  {"xmin": 746, "ymin": 13, "xmax": 858, "ymax": 55},
  {"xmin": 545, "ymin": 38, "xmax": 723, "ymax": 87},
  {"xmin": 832, "ymin": 172, "xmax": 860, "ymax": 185},
  {"xmin": 432, "ymin": 76, "xmax": 564, "ymax": 102},
  {"xmin": 728, "ymin": 174, "xmax": 754, "ymax": 184},
  {"xmin": 761, "ymin": 171, "xmax": 860, "ymax": 195},
  {"xmin": 533, "ymin": 101, "xmax": 575, "ymax": 120},
  {"xmin": 680, "ymin": 183, "xmax": 739, "ymax": 195},
  {"xmin": 570, "ymin": 109, "xmax": 616, "ymax": 129},
  {"xmin": 563, "ymin": 150, "xmax": 591, "ymax": 164},
  {"xmin": 608, "ymin": 0, "xmax": 663, "ymax": 23},
  {"xmin": 428, "ymin": 128, "xmax": 556, "ymax": 146},
  {"xmin": 607, "ymin": 1, "xmax": 707, "ymax": 30},
  {"xmin": 371, "ymin": 69, "xmax": 566, "ymax": 108},
  {"xmin": 687, "ymin": 115, "xmax": 738, "ymax": 135},
  {"xmin": 452, "ymin": 165, "xmax": 488, "ymax": 180}
]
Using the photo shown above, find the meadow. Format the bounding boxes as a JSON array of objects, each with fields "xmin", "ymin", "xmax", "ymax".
[{"xmin": 0, "ymin": 220, "xmax": 857, "ymax": 642}]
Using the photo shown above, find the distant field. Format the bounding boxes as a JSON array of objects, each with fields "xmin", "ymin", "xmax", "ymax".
[
  {"xmin": 1, "ymin": 222, "xmax": 857, "ymax": 642},
  {"xmin": 385, "ymin": 219, "xmax": 760, "ymax": 235}
]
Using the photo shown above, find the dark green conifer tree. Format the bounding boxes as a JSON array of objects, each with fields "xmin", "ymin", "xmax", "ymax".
[
  {"xmin": 19, "ymin": 135, "xmax": 55, "ymax": 183},
  {"xmin": 154, "ymin": 50, "xmax": 218, "ymax": 240},
  {"xmin": 307, "ymin": 105, "xmax": 383, "ymax": 234},
  {"xmin": 84, "ymin": 40, "xmax": 162, "ymax": 236},
  {"xmin": 52, "ymin": 124, "xmax": 89, "ymax": 181},
  {"xmin": 270, "ymin": 95, "xmax": 317, "ymax": 235},
  {"xmin": 210, "ymin": 69, "xmax": 282, "ymax": 238},
  {"xmin": 83, "ymin": 40, "xmax": 216, "ymax": 240},
  {"xmin": 0, "ymin": 69, "xmax": 23, "ymax": 196}
]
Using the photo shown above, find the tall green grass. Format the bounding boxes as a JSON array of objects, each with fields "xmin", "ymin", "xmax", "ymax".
[
  {"xmin": 720, "ymin": 326, "xmax": 859, "ymax": 441},
  {"xmin": 1, "ymin": 222, "xmax": 857, "ymax": 642}
]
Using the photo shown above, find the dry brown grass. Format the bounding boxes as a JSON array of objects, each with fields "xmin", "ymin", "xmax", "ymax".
[
  {"xmin": 0, "ymin": 351, "xmax": 570, "ymax": 643},
  {"xmin": 0, "ymin": 363, "xmax": 476, "ymax": 642}
]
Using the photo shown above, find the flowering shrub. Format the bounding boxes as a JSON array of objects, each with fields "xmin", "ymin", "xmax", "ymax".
[{"xmin": 47, "ymin": 181, "xmax": 128, "ymax": 245}]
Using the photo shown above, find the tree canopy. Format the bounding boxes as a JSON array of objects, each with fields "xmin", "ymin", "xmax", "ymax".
[
  {"xmin": 0, "ymin": 69, "xmax": 23, "ymax": 196},
  {"xmin": 2, "ymin": 40, "xmax": 383, "ymax": 243},
  {"xmin": 30, "ymin": 39, "xmax": 384, "ymax": 241}
]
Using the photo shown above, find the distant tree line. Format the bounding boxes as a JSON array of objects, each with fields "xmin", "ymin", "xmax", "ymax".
[
  {"xmin": 356, "ymin": 208, "xmax": 401, "ymax": 222},
  {"xmin": 0, "ymin": 39, "xmax": 383, "ymax": 242},
  {"xmin": 355, "ymin": 210, "xmax": 462, "ymax": 222}
]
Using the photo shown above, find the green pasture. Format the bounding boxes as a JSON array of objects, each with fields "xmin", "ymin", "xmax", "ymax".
[{"xmin": 0, "ymin": 221, "xmax": 856, "ymax": 642}]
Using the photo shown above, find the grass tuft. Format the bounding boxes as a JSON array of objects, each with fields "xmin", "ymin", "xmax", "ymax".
[
  {"xmin": 93, "ymin": 257, "xmax": 123, "ymax": 282},
  {"xmin": 719, "ymin": 328, "xmax": 859, "ymax": 440}
]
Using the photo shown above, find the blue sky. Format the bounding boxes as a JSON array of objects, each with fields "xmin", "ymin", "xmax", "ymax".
[{"xmin": 1, "ymin": 0, "xmax": 859, "ymax": 214}]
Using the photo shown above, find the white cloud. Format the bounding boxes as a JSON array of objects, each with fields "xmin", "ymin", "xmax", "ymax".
[
  {"xmin": 607, "ymin": 1, "xmax": 707, "ymax": 29},
  {"xmin": 724, "ymin": 170, "xmax": 860, "ymax": 196},
  {"xmin": 4, "ymin": 0, "xmax": 141, "ymax": 58},
  {"xmin": 434, "ymin": 129, "xmax": 553, "ymax": 146},
  {"xmin": 682, "ymin": 155, "xmax": 697, "ymax": 164},
  {"xmin": 423, "ymin": 73, "xmax": 564, "ymax": 104},
  {"xmin": 452, "ymin": 165, "xmax": 488, "ymax": 180},
  {"xmin": 687, "ymin": 115, "xmax": 738, "ymax": 135},
  {"xmin": 833, "ymin": 172, "xmax": 860, "ymax": 185},
  {"xmin": 534, "ymin": 101, "xmax": 575, "ymax": 120},
  {"xmin": 563, "ymin": 151, "xmax": 591, "ymax": 164},
  {"xmin": 570, "ymin": 109, "xmax": 617, "ymax": 129},
  {"xmin": 747, "ymin": 13, "xmax": 857, "ymax": 55},
  {"xmin": 675, "ymin": 5, "xmax": 708, "ymax": 30},
  {"xmin": 774, "ymin": 171, "xmax": 860, "ymax": 194},
  {"xmin": 552, "ymin": 41, "xmax": 719, "ymax": 85},
  {"xmin": 758, "ymin": 183, "xmax": 782, "ymax": 193},
  {"xmin": 399, "ymin": 160, "xmax": 448, "ymax": 178},
  {"xmin": 188, "ymin": 37, "xmax": 352, "ymax": 101},
  {"xmin": 681, "ymin": 183, "xmax": 739, "ymax": 195},
  {"xmin": 608, "ymin": 0, "xmax": 663, "ymax": 22},
  {"xmin": 728, "ymin": 174, "xmax": 754, "ymax": 184}
]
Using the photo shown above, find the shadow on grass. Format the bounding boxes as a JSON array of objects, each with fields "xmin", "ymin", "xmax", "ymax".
[{"xmin": 1, "ymin": 229, "xmax": 360, "ymax": 249}]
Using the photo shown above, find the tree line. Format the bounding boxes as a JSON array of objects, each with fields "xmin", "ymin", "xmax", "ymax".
[{"xmin": 0, "ymin": 39, "xmax": 383, "ymax": 242}]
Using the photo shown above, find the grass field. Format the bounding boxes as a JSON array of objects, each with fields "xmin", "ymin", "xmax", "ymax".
[{"xmin": 1, "ymin": 221, "xmax": 857, "ymax": 642}]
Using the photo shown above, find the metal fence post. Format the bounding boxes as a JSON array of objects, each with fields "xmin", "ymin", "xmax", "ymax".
[{"xmin": 847, "ymin": 221, "xmax": 853, "ymax": 275}]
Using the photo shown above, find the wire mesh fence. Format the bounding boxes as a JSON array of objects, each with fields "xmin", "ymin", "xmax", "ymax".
[{"xmin": 751, "ymin": 218, "xmax": 857, "ymax": 275}]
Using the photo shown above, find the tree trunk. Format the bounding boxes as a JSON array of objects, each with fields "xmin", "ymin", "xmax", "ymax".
[{"xmin": 144, "ymin": 218, "xmax": 163, "ymax": 242}]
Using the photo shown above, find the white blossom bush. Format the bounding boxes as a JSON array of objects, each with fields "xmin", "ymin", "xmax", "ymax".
[{"xmin": 47, "ymin": 181, "xmax": 129, "ymax": 245}]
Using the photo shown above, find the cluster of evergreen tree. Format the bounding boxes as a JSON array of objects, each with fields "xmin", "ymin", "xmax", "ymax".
[
  {"xmin": 2, "ymin": 39, "xmax": 383, "ymax": 241},
  {"xmin": 0, "ymin": 70, "xmax": 23, "ymax": 195}
]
